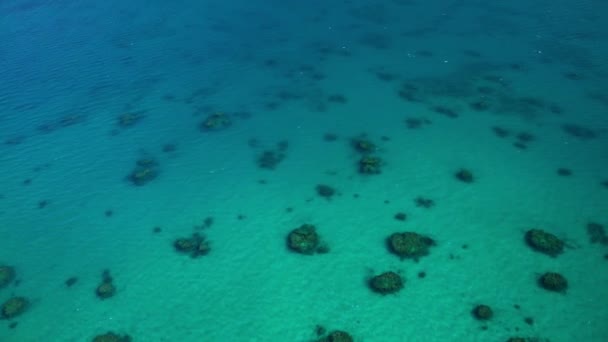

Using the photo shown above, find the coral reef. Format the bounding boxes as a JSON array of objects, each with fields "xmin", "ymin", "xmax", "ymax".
[
  {"xmin": 351, "ymin": 137, "xmax": 376, "ymax": 154},
  {"xmin": 287, "ymin": 224, "xmax": 326, "ymax": 255},
  {"xmin": 432, "ymin": 105, "xmax": 459, "ymax": 118},
  {"xmin": 394, "ymin": 212, "xmax": 407, "ymax": 221},
  {"xmin": 454, "ymin": 168, "xmax": 474, "ymax": 183},
  {"xmin": 414, "ymin": 196, "xmax": 435, "ymax": 208},
  {"xmin": 194, "ymin": 217, "xmax": 214, "ymax": 230},
  {"xmin": 173, "ymin": 233, "xmax": 211, "ymax": 258},
  {"xmin": 65, "ymin": 277, "xmax": 78, "ymax": 287},
  {"xmin": 0, "ymin": 265, "xmax": 15, "ymax": 288},
  {"xmin": 387, "ymin": 232, "xmax": 436, "ymax": 261},
  {"xmin": 116, "ymin": 111, "xmax": 145, "ymax": 128},
  {"xmin": 561, "ymin": 123, "xmax": 597, "ymax": 140},
  {"xmin": 538, "ymin": 272, "xmax": 568, "ymax": 293},
  {"xmin": 358, "ymin": 156, "xmax": 382, "ymax": 175},
  {"xmin": 315, "ymin": 330, "xmax": 354, "ymax": 342},
  {"xmin": 327, "ymin": 94, "xmax": 347, "ymax": 103},
  {"xmin": 516, "ymin": 132, "xmax": 535, "ymax": 143},
  {"xmin": 199, "ymin": 112, "xmax": 232, "ymax": 132},
  {"xmin": 405, "ymin": 117, "xmax": 431, "ymax": 129},
  {"xmin": 127, "ymin": 158, "xmax": 159, "ymax": 186},
  {"xmin": 369, "ymin": 271, "xmax": 404, "ymax": 294},
  {"xmin": 469, "ymin": 99, "xmax": 490, "ymax": 111},
  {"xmin": 316, "ymin": 184, "xmax": 336, "ymax": 199},
  {"xmin": 162, "ymin": 143, "xmax": 177, "ymax": 153},
  {"xmin": 92, "ymin": 331, "xmax": 132, "ymax": 342},
  {"xmin": 491, "ymin": 126, "xmax": 510, "ymax": 138},
  {"xmin": 513, "ymin": 142, "xmax": 527, "ymax": 150},
  {"xmin": 471, "ymin": 304, "xmax": 493, "ymax": 320},
  {"xmin": 525, "ymin": 229, "xmax": 564, "ymax": 257},
  {"xmin": 323, "ymin": 133, "xmax": 338, "ymax": 142},
  {"xmin": 96, "ymin": 270, "xmax": 116, "ymax": 300},
  {"xmin": 1, "ymin": 296, "xmax": 29, "ymax": 319},
  {"xmin": 586, "ymin": 222, "xmax": 608, "ymax": 245},
  {"xmin": 257, "ymin": 150, "xmax": 285, "ymax": 170}
]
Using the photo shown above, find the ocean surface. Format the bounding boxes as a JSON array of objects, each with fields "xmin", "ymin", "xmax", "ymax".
[{"xmin": 1, "ymin": 0, "xmax": 607, "ymax": 341}]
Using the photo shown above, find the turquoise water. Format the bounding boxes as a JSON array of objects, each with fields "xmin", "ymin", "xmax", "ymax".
[{"xmin": 1, "ymin": 0, "xmax": 607, "ymax": 341}]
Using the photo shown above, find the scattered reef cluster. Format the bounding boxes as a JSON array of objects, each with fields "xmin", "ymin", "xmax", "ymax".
[
  {"xmin": 350, "ymin": 136, "xmax": 385, "ymax": 175},
  {"xmin": 0, "ymin": 266, "xmax": 29, "ymax": 323},
  {"xmin": 173, "ymin": 233, "xmax": 211, "ymax": 258},
  {"xmin": 1, "ymin": 151, "xmax": 593, "ymax": 341}
]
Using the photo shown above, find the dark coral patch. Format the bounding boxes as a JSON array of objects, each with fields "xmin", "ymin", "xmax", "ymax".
[
  {"xmin": 287, "ymin": 224, "xmax": 322, "ymax": 255},
  {"xmin": 387, "ymin": 232, "xmax": 435, "ymax": 260},
  {"xmin": 538, "ymin": 272, "xmax": 568, "ymax": 293},
  {"xmin": 369, "ymin": 271, "xmax": 404, "ymax": 294},
  {"xmin": 525, "ymin": 229, "xmax": 564, "ymax": 257}
]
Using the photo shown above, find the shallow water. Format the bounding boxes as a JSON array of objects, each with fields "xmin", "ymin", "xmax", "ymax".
[{"xmin": 1, "ymin": 0, "xmax": 607, "ymax": 341}]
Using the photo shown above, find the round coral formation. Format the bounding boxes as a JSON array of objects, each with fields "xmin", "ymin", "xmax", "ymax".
[
  {"xmin": 387, "ymin": 232, "xmax": 436, "ymax": 260},
  {"xmin": 538, "ymin": 272, "xmax": 568, "ymax": 293},
  {"xmin": 287, "ymin": 224, "xmax": 320, "ymax": 254},
  {"xmin": 525, "ymin": 229, "xmax": 564, "ymax": 257},
  {"xmin": 1, "ymin": 296, "xmax": 29, "ymax": 319},
  {"xmin": 96, "ymin": 281, "xmax": 116, "ymax": 300},
  {"xmin": 369, "ymin": 271, "xmax": 404, "ymax": 294}
]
